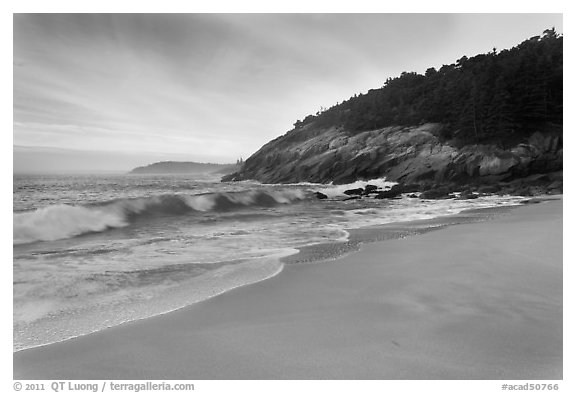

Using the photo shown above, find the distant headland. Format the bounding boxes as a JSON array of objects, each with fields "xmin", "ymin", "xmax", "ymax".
[{"xmin": 129, "ymin": 161, "xmax": 238, "ymax": 175}]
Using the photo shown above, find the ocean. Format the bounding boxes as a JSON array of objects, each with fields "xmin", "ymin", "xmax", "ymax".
[{"xmin": 13, "ymin": 173, "xmax": 526, "ymax": 351}]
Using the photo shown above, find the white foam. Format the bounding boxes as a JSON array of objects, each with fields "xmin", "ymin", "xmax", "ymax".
[
  {"xmin": 183, "ymin": 194, "xmax": 217, "ymax": 211},
  {"xmin": 13, "ymin": 252, "xmax": 293, "ymax": 352},
  {"xmin": 316, "ymin": 177, "xmax": 397, "ymax": 198},
  {"xmin": 13, "ymin": 204, "xmax": 128, "ymax": 244},
  {"xmin": 269, "ymin": 189, "xmax": 307, "ymax": 203}
]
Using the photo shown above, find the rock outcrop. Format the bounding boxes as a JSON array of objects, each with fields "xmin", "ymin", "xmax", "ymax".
[{"xmin": 222, "ymin": 123, "xmax": 562, "ymax": 188}]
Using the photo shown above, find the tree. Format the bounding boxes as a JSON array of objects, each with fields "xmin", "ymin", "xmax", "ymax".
[{"xmin": 291, "ymin": 28, "xmax": 562, "ymax": 142}]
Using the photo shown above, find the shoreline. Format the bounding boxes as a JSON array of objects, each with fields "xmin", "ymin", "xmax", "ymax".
[
  {"xmin": 14, "ymin": 197, "xmax": 524, "ymax": 353},
  {"xmin": 13, "ymin": 258, "xmax": 287, "ymax": 354},
  {"xmin": 281, "ymin": 202, "xmax": 524, "ymax": 266},
  {"xmin": 14, "ymin": 196, "xmax": 562, "ymax": 379}
]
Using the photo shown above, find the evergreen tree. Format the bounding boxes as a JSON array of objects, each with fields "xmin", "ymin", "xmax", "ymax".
[{"xmin": 293, "ymin": 29, "xmax": 562, "ymax": 144}]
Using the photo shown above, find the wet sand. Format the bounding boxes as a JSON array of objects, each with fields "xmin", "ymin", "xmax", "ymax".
[{"xmin": 14, "ymin": 198, "xmax": 562, "ymax": 379}]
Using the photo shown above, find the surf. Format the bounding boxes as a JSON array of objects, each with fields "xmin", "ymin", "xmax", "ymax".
[{"xmin": 13, "ymin": 189, "xmax": 308, "ymax": 245}]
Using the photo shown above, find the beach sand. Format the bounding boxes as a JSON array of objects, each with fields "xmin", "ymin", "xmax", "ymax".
[{"xmin": 13, "ymin": 198, "xmax": 562, "ymax": 379}]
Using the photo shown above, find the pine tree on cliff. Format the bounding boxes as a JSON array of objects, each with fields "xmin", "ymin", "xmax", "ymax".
[{"xmin": 293, "ymin": 28, "xmax": 562, "ymax": 144}]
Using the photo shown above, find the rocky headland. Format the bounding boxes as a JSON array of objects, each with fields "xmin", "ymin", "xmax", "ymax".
[
  {"xmin": 222, "ymin": 123, "xmax": 562, "ymax": 199},
  {"xmin": 223, "ymin": 31, "xmax": 562, "ymax": 199}
]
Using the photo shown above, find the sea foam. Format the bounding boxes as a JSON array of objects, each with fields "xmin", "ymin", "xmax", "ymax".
[
  {"xmin": 316, "ymin": 177, "xmax": 397, "ymax": 198},
  {"xmin": 13, "ymin": 189, "xmax": 308, "ymax": 245}
]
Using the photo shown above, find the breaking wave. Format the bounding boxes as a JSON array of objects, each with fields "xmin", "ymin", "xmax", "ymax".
[
  {"xmin": 317, "ymin": 177, "xmax": 397, "ymax": 198},
  {"xmin": 13, "ymin": 189, "xmax": 307, "ymax": 245}
]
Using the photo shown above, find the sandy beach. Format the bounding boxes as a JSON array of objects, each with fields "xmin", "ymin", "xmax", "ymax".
[{"xmin": 13, "ymin": 198, "xmax": 562, "ymax": 380}]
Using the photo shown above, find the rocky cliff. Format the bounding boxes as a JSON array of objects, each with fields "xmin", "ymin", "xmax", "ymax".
[
  {"xmin": 222, "ymin": 123, "xmax": 562, "ymax": 192},
  {"xmin": 223, "ymin": 30, "xmax": 562, "ymax": 194}
]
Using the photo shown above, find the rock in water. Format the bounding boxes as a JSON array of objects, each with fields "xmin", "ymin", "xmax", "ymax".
[
  {"xmin": 343, "ymin": 188, "xmax": 364, "ymax": 196},
  {"xmin": 457, "ymin": 190, "xmax": 479, "ymax": 200},
  {"xmin": 364, "ymin": 184, "xmax": 379, "ymax": 194},
  {"xmin": 419, "ymin": 187, "xmax": 455, "ymax": 200},
  {"xmin": 374, "ymin": 186, "xmax": 403, "ymax": 199}
]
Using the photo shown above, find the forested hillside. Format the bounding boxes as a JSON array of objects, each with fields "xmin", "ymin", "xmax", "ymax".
[
  {"xmin": 223, "ymin": 29, "xmax": 562, "ymax": 191},
  {"xmin": 294, "ymin": 28, "xmax": 562, "ymax": 145}
]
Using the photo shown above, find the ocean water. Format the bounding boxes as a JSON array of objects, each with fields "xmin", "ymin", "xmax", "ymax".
[{"xmin": 13, "ymin": 173, "xmax": 525, "ymax": 351}]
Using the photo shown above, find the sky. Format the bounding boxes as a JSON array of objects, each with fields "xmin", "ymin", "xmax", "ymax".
[{"xmin": 13, "ymin": 13, "xmax": 563, "ymax": 173}]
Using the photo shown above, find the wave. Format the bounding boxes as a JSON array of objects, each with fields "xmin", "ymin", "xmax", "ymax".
[
  {"xmin": 13, "ymin": 189, "xmax": 307, "ymax": 245},
  {"xmin": 316, "ymin": 177, "xmax": 397, "ymax": 198}
]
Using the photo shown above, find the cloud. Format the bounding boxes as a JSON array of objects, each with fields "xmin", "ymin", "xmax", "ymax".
[{"xmin": 14, "ymin": 13, "xmax": 563, "ymax": 171}]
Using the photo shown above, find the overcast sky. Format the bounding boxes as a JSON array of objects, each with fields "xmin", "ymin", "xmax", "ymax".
[{"xmin": 13, "ymin": 13, "xmax": 563, "ymax": 173}]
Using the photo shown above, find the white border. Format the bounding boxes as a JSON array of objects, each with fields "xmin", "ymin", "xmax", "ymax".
[{"xmin": 4, "ymin": 3, "xmax": 573, "ymax": 392}]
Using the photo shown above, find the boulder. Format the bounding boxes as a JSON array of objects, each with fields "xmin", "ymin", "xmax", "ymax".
[
  {"xmin": 511, "ymin": 185, "xmax": 547, "ymax": 197},
  {"xmin": 314, "ymin": 192, "xmax": 328, "ymax": 200},
  {"xmin": 374, "ymin": 184, "xmax": 404, "ymax": 199},
  {"xmin": 344, "ymin": 188, "xmax": 364, "ymax": 196},
  {"xmin": 477, "ymin": 184, "xmax": 501, "ymax": 194},
  {"xmin": 419, "ymin": 187, "xmax": 455, "ymax": 200},
  {"xmin": 457, "ymin": 190, "xmax": 479, "ymax": 200},
  {"xmin": 364, "ymin": 184, "xmax": 379, "ymax": 194},
  {"xmin": 398, "ymin": 183, "xmax": 422, "ymax": 193},
  {"xmin": 547, "ymin": 180, "xmax": 562, "ymax": 193}
]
